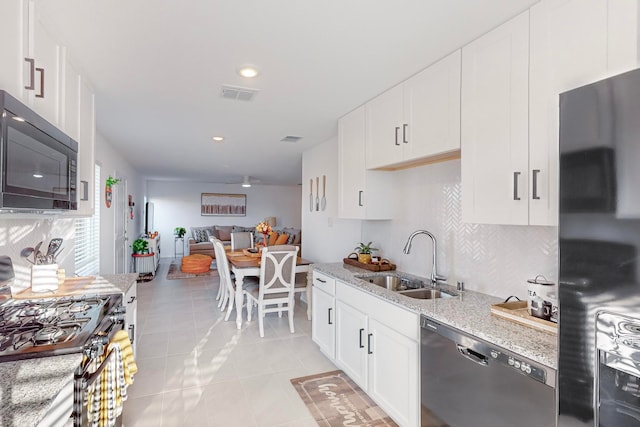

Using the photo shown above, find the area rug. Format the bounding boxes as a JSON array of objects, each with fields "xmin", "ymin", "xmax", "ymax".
[
  {"xmin": 290, "ymin": 370, "xmax": 398, "ymax": 426},
  {"xmin": 166, "ymin": 260, "xmax": 218, "ymax": 280}
]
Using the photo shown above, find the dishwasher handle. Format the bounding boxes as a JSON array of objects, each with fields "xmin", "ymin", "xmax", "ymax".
[{"xmin": 457, "ymin": 344, "xmax": 489, "ymax": 366}]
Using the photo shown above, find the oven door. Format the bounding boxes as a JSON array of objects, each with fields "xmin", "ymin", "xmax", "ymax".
[
  {"xmin": 73, "ymin": 320, "xmax": 125, "ymax": 426},
  {"xmin": 596, "ymin": 312, "xmax": 640, "ymax": 427}
]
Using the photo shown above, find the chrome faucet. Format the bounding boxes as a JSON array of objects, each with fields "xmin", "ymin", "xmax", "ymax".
[{"xmin": 402, "ymin": 230, "xmax": 446, "ymax": 287}]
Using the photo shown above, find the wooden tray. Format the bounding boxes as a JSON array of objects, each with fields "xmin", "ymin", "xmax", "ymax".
[
  {"xmin": 490, "ymin": 301, "xmax": 557, "ymax": 335},
  {"xmin": 242, "ymin": 248, "xmax": 262, "ymax": 258},
  {"xmin": 343, "ymin": 258, "xmax": 396, "ymax": 271}
]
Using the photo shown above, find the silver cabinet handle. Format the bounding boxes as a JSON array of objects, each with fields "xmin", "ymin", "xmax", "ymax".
[
  {"xmin": 359, "ymin": 328, "xmax": 365, "ymax": 348},
  {"xmin": 513, "ymin": 172, "xmax": 521, "ymax": 200},
  {"xmin": 358, "ymin": 190, "xmax": 363, "ymax": 207},
  {"xmin": 24, "ymin": 58, "xmax": 35, "ymax": 90},
  {"xmin": 394, "ymin": 127, "xmax": 400, "ymax": 146},
  {"xmin": 403, "ymin": 124, "xmax": 408, "ymax": 143},
  {"xmin": 128, "ymin": 324, "xmax": 135, "ymax": 345},
  {"xmin": 532, "ymin": 169, "xmax": 540, "ymax": 200},
  {"xmin": 327, "ymin": 307, "xmax": 333, "ymax": 325},
  {"xmin": 35, "ymin": 67, "xmax": 44, "ymax": 98}
]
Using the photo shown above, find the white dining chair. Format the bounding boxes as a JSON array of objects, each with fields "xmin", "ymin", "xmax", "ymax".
[
  {"xmin": 213, "ymin": 238, "xmax": 257, "ymax": 320},
  {"xmin": 244, "ymin": 245, "xmax": 299, "ymax": 337},
  {"xmin": 230, "ymin": 231, "xmax": 254, "ymax": 251}
]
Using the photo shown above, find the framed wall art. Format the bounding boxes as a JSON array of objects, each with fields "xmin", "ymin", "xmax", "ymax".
[{"xmin": 201, "ymin": 193, "xmax": 246, "ymax": 216}]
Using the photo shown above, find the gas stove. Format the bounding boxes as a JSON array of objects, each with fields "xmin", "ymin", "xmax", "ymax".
[{"xmin": 0, "ymin": 293, "xmax": 124, "ymax": 362}]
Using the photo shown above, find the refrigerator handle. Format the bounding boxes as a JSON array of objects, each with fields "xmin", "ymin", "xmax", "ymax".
[{"xmin": 513, "ymin": 172, "xmax": 521, "ymax": 200}]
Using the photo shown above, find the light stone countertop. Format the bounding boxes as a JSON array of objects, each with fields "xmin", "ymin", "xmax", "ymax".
[
  {"xmin": 0, "ymin": 273, "xmax": 138, "ymax": 427},
  {"xmin": 313, "ymin": 263, "xmax": 558, "ymax": 370}
]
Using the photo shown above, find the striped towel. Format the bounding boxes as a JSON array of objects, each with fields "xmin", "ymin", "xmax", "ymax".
[{"xmin": 86, "ymin": 330, "xmax": 138, "ymax": 427}]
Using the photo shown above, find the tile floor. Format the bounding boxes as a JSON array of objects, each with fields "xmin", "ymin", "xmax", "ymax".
[{"xmin": 123, "ymin": 259, "xmax": 336, "ymax": 427}]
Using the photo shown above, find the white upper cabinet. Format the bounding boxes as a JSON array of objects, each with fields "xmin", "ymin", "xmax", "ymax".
[
  {"xmin": 338, "ymin": 105, "xmax": 394, "ymax": 220},
  {"xmin": 62, "ymin": 50, "xmax": 81, "ymax": 141},
  {"xmin": 29, "ymin": 5, "xmax": 61, "ymax": 126},
  {"xmin": 0, "ymin": 0, "xmax": 26, "ymax": 99},
  {"xmin": 76, "ymin": 77, "xmax": 96, "ymax": 217},
  {"xmin": 461, "ymin": 11, "xmax": 530, "ymax": 225},
  {"xmin": 366, "ymin": 51, "xmax": 462, "ymax": 170}
]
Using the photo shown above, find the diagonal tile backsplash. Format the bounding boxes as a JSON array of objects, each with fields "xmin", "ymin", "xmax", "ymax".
[{"xmin": 363, "ymin": 160, "xmax": 558, "ymax": 299}]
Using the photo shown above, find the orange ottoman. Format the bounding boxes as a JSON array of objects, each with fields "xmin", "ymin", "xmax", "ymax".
[{"xmin": 181, "ymin": 254, "xmax": 212, "ymax": 273}]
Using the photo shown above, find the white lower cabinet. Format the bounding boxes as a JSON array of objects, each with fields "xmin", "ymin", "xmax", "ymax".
[
  {"xmin": 314, "ymin": 277, "xmax": 419, "ymax": 427},
  {"xmin": 311, "ymin": 272, "xmax": 336, "ymax": 359},
  {"xmin": 124, "ymin": 283, "xmax": 137, "ymax": 358}
]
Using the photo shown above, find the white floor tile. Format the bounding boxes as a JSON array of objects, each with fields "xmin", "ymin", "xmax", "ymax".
[{"xmin": 124, "ymin": 259, "xmax": 338, "ymax": 426}]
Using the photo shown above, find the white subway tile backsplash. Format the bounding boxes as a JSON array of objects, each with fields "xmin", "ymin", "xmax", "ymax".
[{"xmin": 363, "ymin": 160, "xmax": 558, "ymax": 299}]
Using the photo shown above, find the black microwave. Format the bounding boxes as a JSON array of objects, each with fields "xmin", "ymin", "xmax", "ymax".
[{"xmin": 0, "ymin": 90, "xmax": 77, "ymax": 212}]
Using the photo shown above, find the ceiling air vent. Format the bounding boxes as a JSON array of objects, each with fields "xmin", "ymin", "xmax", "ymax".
[
  {"xmin": 220, "ymin": 85, "xmax": 259, "ymax": 101},
  {"xmin": 281, "ymin": 136, "xmax": 303, "ymax": 143}
]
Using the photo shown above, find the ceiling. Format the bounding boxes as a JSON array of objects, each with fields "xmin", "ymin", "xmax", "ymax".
[{"xmin": 38, "ymin": 0, "xmax": 539, "ymax": 186}]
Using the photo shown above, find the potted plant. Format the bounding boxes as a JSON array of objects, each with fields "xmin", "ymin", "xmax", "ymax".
[
  {"xmin": 174, "ymin": 227, "xmax": 186, "ymax": 238},
  {"xmin": 354, "ymin": 241, "xmax": 378, "ymax": 264},
  {"xmin": 105, "ymin": 176, "xmax": 121, "ymax": 208},
  {"xmin": 131, "ymin": 238, "xmax": 149, "ymax": 254}
]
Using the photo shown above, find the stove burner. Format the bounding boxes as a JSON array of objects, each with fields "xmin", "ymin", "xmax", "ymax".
[
  {"xmin": 20, "ymin": 306, "xmax": 46, "ymax": 317},
  {"xmin": 34, "ymin": 326, "xmax": 64, "ymax": 343},
  {"xmin": 68, "ymin": 303, "xmax": 91, "ymax": 313}
]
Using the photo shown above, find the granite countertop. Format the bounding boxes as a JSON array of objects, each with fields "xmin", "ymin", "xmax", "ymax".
[
  {"xmin": 0, "ymin": 273, "xmax": 138, "ymax": 427},
  {"xmin": 313, "ymin": 263, "xmax": 558, "ymax": 370}
]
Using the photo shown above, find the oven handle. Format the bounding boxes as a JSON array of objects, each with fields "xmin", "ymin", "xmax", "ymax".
[
  {"xmin": 81, "ymin": 348, "xmax": 117, "ymax": 389},
  {"xmin": 456, "ymin": 344, "xmax": 488, "ymax": 366}
]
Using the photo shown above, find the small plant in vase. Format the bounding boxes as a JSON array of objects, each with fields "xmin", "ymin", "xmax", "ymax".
[
  {"xmin": 104, "ymin": 176, "xmax": 121, "ymax": 208},
  {"xmin": 131, "ymin": 238, "xmax": 149, "ymax": 254},
  {"xmin": 174, "ymin": 227, "xmax": 186, "ymax": 238},
  {"xmin": 354, "ymin": 241, "xmax": 378, "ymax": 264},
  {"xmin": 256, "ymin": 221, "xmax": 272, "ymax": 247}
]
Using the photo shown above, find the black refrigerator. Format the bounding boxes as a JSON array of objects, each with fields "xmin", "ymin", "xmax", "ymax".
[{"xmin": 559, "ymin": 68, "xmax": 640, "ymax": 426}]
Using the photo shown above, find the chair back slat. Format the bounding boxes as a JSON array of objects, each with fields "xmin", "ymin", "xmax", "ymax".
[
  {"xmin": 212, "ymin": 238, "xmax": 234, "ymax": 296},
  {"xmin": 231, "ymin": 232, "xmax": 255, "ymax": 251},
  {"xmin": 259, "ymin": 245, "xmax": 298, "ymax": 298}
]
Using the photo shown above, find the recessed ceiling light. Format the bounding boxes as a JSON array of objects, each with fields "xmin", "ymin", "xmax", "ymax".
[
  {"xmin": 212, "ymin": 136, "xmax": 224, "ymax": 142},
  {"xmin": 33, "ymin": 173, "xmax": 43, "ymax": 178},
  {"xmin": 238, "ymin": 66, "xmax": 259, "ymax": 78}
]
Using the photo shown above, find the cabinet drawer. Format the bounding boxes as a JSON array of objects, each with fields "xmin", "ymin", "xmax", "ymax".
[
  {"xmin": 313, "ymin": 271, "xmax": 335, "ymax": 295},
  {"xmin": 336, "ymin": 280, "xmax": 419, "ymax": 341}
]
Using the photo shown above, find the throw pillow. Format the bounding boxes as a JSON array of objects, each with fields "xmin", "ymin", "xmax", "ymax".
[
  {"xmin": 275, "ymin": 233, "xmax": 289, "ymax": 245},
  {"xmin": 268, "ymin": 231, "xmax": 279, "ymax": 246},
  {"xmin": 215, "ymin": 225, "xmax": 233, "ymax": 241},
  {"xmin": 205, "ymin": 228, "xmax": 220, "ymax": 240},
  {"xmin": 191, "ymin": 227, "xmax": 209, "ymax": 243},
  {"xmin": 283, "ymin": 227, "xmax": 301, "ymax": 245}
]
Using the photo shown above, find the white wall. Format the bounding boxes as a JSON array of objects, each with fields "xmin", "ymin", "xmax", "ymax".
[
  {"xmin": 302, "ymin": 137, "xmax": 558, "ymax": 300},
  {"xmin": 0, "ymin": 215, "xmax": 76, "ymax": 292},
  {"xmin": 301, "ymin": 137, "xmax": 362, "ymax": 262},
  {"xmin": 146, "ymin": 180, "xmax": 302, "ymax": 258},
  {"xmin": 95, "ymin": 133, "xmax": 144, "ymax": 274}
]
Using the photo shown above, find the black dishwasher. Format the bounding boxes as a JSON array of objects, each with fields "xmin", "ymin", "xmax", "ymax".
[{"xmin": 420, "ymin": 316, "xmax": 556, "ymax": 427}]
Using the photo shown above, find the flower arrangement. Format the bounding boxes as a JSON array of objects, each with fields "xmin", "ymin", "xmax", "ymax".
[{"xmin": 256, "ymin": 222, "xmax": 272, "ymax": 235}]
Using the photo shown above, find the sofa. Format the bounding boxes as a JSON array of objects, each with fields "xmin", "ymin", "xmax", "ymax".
[{"xmin": 188, "ymin": 225, "xmax": 301, "ymax": 257}]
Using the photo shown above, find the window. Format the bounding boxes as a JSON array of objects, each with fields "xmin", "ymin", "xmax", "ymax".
[{"xmin": 74, "ymin": 164, "xmax": 101, "ymax": 275}]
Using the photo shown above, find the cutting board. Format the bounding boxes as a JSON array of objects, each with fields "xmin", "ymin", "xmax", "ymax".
[
  {"xmin": 14, "ymin": 276, "xmax": 97, "ymax": 299},
  {"xmin": 490, "ymin": 301, "xmax": 557, "ymax": 335}
]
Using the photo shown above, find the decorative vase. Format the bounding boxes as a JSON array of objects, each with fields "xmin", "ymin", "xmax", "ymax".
[
  {"xmin": 105, "ymin": 185, "xmax": 112, "ymax": 208},
  {"xmin": 263, "ymin": 233, "xmax": 269, "ymax": 247},
  {"xmin": 358, "ymin": 253, "xmax": 371, "ymax": 264}
]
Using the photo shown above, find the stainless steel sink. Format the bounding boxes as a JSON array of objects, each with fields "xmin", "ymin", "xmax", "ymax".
[
  {"xmin": 398, "ymin": 288, "xmax": 453, "ymax": 299},
  {"xmin": 356, "ymin": 274, "xmax": 423, "ymax": 291}
]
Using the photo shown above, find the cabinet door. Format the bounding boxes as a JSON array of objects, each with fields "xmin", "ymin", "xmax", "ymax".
[
  {"xmin": 76, "ymin": 78, "xmax": 95, "ymax": 216},
  {"xmin": 368, "ymin": 318, "xmax": 419, "ymax": 427},
  {"xmin": 62, "ymin": 51, "xmax": 81, "ymax": 141},
  {"xmin": 403, "ymin": 50, "xmax": 461, "ymax": 162},
  {"xmin": 0, "ymin": 0, "xmax": 26, "ymax": 99},
  {"xmin": 125, "ymin": 284, "xmax": 138, "ymax": 358},
  {"xmin": 30, "ymin": 12, "xmax": 60, "ymax": 125},
  {"xmin": 366, "ymin": 84, "xmax": 403, "ymax": 169},
  {"xmin": 338, "ymin": 106, "xmax": 367, "ymax": 218},
  {"xmin": 335, "ymin": 300, "xmax": 368, "ymax": 390},
  {"xmin": 311, "ymin": 287, "xmax": 335, "ymax": 359},
  {"xmin": 461, "ymin": 11, "xmax": 530, "ymax": 225},
  {"xmin": 529, "ymin": 0, "xmax": 608, "ymax": 226}
]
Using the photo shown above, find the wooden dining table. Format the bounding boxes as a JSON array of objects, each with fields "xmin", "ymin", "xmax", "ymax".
[{"xmin": 226, "ymin": 251, "xmax": 313, "ymax": 329}]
